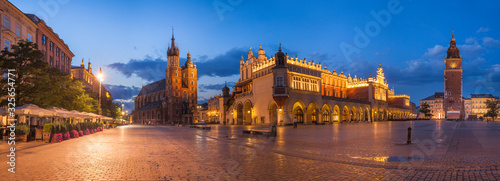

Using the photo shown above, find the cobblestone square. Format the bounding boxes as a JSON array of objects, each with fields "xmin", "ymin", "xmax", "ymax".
[{"xmin": 1, "ymin": 120, "xmax": 500, "ymax": 180}]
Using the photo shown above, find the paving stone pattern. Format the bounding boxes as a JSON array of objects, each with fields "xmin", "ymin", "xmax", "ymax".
[{"xmin": 1, "ymin": 120, "xmax": 499, "ymax": 180}]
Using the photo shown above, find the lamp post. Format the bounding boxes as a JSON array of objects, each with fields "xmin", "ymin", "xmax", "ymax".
[{"xmin": 97, "ymin": 68, "xmax": 103, "ymax": 116}]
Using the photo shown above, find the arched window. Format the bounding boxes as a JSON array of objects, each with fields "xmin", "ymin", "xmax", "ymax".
[
  {"xmin": 322, "ymin": 109, "xmax": 330, "ymax": 122},
  {"xmin": 191, "ymin": 72, "xmax": 194, "ymax": 77},
  {"xmin": 191, "ymin": 81, "xmax": 194, "ymax": 85}
]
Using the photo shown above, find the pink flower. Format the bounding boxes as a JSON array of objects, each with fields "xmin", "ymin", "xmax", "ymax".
[
  {"xmin": 63, "ymin": 132, "xmax": 71, "ymax": 140},
  {"xmin": 71, "ymin": 130, "xmax": 79, "ymax": 138},
  {"xmin": 79, "ymin": 130, "xmax": 84, "ymax": 136},
  {"xmin": 85, "ymin": 129, "xmax": 90, "ymax": 135}
]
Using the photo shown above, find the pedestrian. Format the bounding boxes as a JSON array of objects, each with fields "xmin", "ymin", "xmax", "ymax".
[{"xmin": 293, "ymin": 117, "xmax": 298, "ymax": 128}]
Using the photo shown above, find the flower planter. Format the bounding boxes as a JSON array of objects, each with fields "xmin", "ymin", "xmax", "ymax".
[
  {"xmin": 51, "ymin": 133, "xmax": 63, "ymax": 143},
  {"xmin": 78, "ymin": 130, "xmax": 84, "ymax": 136},
  {"xmin": 43, "ymin": 133, "xmax": 52, "ymax": 143},
  {"xmin": 16, "ymin": 135, "xmax": 28, "ymax": 142},
  {"xmin": 63, "ymin": 132, "xmax": 71, "ymax": 140}
]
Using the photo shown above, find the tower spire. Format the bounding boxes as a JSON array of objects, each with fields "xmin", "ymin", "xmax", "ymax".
[
  {"xmin": 446, "ymin": 30, "xmax": 459, "ymax": 58},
  {"xmin": 279, "ymin": 43, "xmax": 282, "ymax": 52},
  {"xmin": 167, "ymin": 27, "xmax": 179, "ymax": 57}
]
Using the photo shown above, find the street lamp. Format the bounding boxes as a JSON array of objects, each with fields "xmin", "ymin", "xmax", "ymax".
[{"xmin": 97, "ymin": 68, "xmax": 103, "ymax": 116}]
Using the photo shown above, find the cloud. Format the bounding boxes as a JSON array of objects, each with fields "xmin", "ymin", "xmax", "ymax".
[
  {"xmin": 476, "ymin": 27, "xmax": 490, "ymax": 33},
  {"xmin": 482, "ymin": 37, "xmax": 500, "ymax": 47},
  {"xmin": 465, "ymin": 37, "xmax": 477, "ymax": 44},
  {"xmin": 199, "ymin": 82, "xmax": 235, "ymax": 92},
  {"xmin": 196, "ymin": 48, "xmax": 247, "ymax": 77},
  {"xmin": 103, "ymin": 84, "xmax": 141, "ymax": 100},
  {"xmin": 107, "ymin": 57, "xmax": 169, "ymax": 82},
  {"xmin": 423, "ymin": 45, "xmax": 447, "ymax": 58}
]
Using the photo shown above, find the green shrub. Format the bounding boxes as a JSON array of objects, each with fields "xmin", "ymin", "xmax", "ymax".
[
  {"xmin": 43, "ymin": 123, "xmax": 53, "ymax": 133},
  {"xmin": 15, "ymin": 124, "xmax": 30, "ymax": 135},
  {"xmin": 76, "ymin": 123, "xmax": 81, "ymax": 131},
  {"xmin": 52, "ymin": 124, "xmax": 59, "ymax": 134}
]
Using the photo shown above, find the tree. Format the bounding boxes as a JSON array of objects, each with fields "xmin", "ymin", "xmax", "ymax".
[
  {"xmin": 1, "ymin": 40, "xmax": 97, "ymax": 113},
  {"xmin": 419, "ymin": 102, "xmax": 433, "ymax": 119},
  {"xmin": 484, "ymin": 100, "xmax": 499, "ymax": 121},
  {"xmin": 1, "ymin": 40, "xmax": 46, "ymax": 106}
]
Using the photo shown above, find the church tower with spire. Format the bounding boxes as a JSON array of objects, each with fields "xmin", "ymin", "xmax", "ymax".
[
  {"xmin": 444, "ymin": 31, "xmax": 464, "ymax": 120},
  {"xmin": 164, "ymin": 28, "xmax": 198, "ymax": 124}
]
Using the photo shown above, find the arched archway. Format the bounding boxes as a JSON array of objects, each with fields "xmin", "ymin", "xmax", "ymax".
[
  {"xmin": 236, "ymin": 103, "xmax": 243, "ymax": 125},
  {"xmin": 351, "ymin": 106, "xmax": 357, "ymax": 122},
  {"xmin": 269, "ymin": 102, "xmax": 278, "ymax": 125},
  {"xmin": 292, "ymin": 101, "xmax": 305, "ymax": 123},
  {"xmin": 321, "ymin": 104, "xmax": 331, "ymax": 123},
  {"xmin": 243, "ymin": 101, "xmax": 253, "ymax": 125},
  {"xmin": 342, "ymin": 105, "xmax": 349, "ymax": 123},
  {"xmin": 379, "ymin": 108, "xmax": 384, "ymax": 121},
  {"xmin": 333, "ymin": 105, "xmax": 340, "ymax": 122},
  {"xmin": 365, "ymin": 108, "xmax": 370, "ymax": 122},
  {"xmin": 372, "ymin": 108, "xmax": 378, "ymax": 122},
  {"xmin": 306, "ymin": 102, "xmax": 319, "ymax": 124}
]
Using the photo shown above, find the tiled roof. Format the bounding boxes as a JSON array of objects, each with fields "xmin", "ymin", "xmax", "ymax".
[
  {"xmin": 422, "ymin": 92, "xmax": 444, "ymax": 100},
  {"xmin": 471, "ymin": 94, "xmax": 495, "ymax": 98},
  {"xmin": 135, "ymin": 101, "xmax": 162, "ymax": 111},
  {"xmin": 138, "ymin": 79, "xmax": 165, "ymax": 96}
]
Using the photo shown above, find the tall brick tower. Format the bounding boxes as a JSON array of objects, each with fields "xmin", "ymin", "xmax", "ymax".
[
  {"xmin": 180, "ymin": 51, "xmax": 198, "ymax": 123},
  {"xmin": 443, "ymin": 31, "xmax": 464, "ymax": 120},
  {"xmin": 164, "ymin": 29, "xmax": 198, "ymax": 124},
  {"xmin": 165, "ymin": 29, "xmax": 182, "ymax": 123}
]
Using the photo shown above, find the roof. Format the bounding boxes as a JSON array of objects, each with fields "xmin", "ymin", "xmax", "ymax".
[
  {"xmin": 138, "ymin": 79, "xmax": 166, "ymax": 96},
  {"xmin": 471, "ymin": 94, "xmax": 495, "ymax": 98},
  {"xmin": 422, "ymin": 92, "xmax": 444, "ymax": 100},
  {"xmin": 135, "ymin": 101, "xmax": 162, "ymax": 111}
]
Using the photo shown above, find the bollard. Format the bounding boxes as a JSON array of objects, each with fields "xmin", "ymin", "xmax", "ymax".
[
  {"xmin": 271, "ymin": 125, "xmax": 277, "ymax": 137},
  {"xmin": 407, "ymin": 127, "xmax": 412, "ymax": 144}
]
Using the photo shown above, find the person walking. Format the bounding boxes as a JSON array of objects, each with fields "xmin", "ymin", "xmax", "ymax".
[{"xmin": 293, "ymin": 117, "xmax": 298, "ymax": 128}]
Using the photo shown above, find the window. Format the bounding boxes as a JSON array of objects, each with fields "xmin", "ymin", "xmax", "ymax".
[
  {"xmin": 49, "ymin": 56, "xmax": 53, "ymax": 66},
  {"xmin": 16, "ymin": 25, "xmax": 20, "ymax": 36},
  {"xmin": 27, "ymin": 33, "xmax": 32, "ymax": 42},
  {"xmin": 62, "ymin": 65, "xmax": 64, "ymax": 71},
  {"xmin": 191, "ymin": 72, "xmax": 194, "ymax": 77},
  {"xmin": 62, "ymin": 52, "xmax": 65, "ymax": 60},
  {"xmin": 66, "ymin": 57, "xmax": 69, "ymax": 64},
  {"xmin": 191, "ymin": 81, "xmax": 194, "ymax": 85},
  {"xmin": 4, "ymin": 40, "xmax": 9, "ymax": 50},
  {"xmin": 56, "ymin": 47, "xmax": 59, "ymax": 56},
  {"xmin": 56, "ymin": 61, "xmax": 59, "ymax": 67},
  {"xmin": 4, "ymin": 16, "xmax": 9, "ymax": 29},
  {"xmin": 50, "ymin": 42, "xmax": 53, "ymax": 51},
  {"xmin": 42, "ymin": 35, "xmax": 46, "ymax": 45}
]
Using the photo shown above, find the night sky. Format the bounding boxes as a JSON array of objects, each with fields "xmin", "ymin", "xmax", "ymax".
[{"xmin": 11, "ymin": 0, "xmax": 500, "ymax": 112}]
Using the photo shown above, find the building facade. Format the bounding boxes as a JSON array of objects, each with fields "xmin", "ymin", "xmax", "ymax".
[
  {"xmin": 0, "ymin": 0, "xmax": 37, "ymax": 52},
  {"xmin": 25, "ymin": 14, "xmax": 74, "ymax": 74},
  {"xmin": 71, "ymin": 59, "xmax": 112, "ymax": 101},
  {"xmin": 421, "ymin": 93, "xmax": 500, "ymax": 120},
  {"xmin": 420, "ymin": 92, "xmax": 445, "ymax": 119},
  {"xmin": 206, "ymin": 44, "xmax": 415, "ymax": 125},
  {"xmin": 443, "ymin": 31, "xmax": 465, "ymax": 119},
  {"xmin": 132, "ymin": 32, "xmax": 198, "ymax": 124}
]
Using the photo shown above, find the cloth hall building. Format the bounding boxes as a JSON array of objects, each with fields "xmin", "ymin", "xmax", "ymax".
[{"xmin": 206, "ymin": 45, "xmax": 416, "ymax": 125}]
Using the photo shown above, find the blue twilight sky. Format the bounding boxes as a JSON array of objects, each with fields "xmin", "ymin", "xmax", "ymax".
[{"xmin": 10, "ymin": 0, "xmax": 500, "ymax": 112}]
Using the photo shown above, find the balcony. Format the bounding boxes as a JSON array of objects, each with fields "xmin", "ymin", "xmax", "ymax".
[
  {"xmin": 235, "ymin": 91, "xmax": 253, "ymax": 99},
  {"xmin": 273, "ymin": 87, "xmax": 288, "ymax": 96}
]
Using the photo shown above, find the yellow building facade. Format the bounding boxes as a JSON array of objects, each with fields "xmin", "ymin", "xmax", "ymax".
[{"xmin": 207, "ymin": 45, "xmax": 415, "ymax": 125}]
